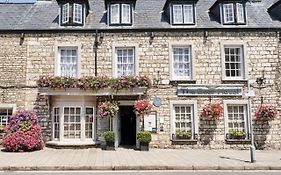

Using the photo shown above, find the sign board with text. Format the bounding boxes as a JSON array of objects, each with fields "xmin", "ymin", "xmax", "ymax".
[{"xmin": 177, "ymin": 85, "xmax": 243, "ymax": 97}]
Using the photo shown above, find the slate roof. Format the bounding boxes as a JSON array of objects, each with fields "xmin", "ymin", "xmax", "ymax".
[{"xmin": 0, "ymin": 0, "xmax": 280, "ymax": 31}]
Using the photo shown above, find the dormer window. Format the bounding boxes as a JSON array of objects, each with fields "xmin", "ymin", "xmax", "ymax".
[
  {"xmin": 222, "ymin": 2, "xmax": 246, "ymax": 24},
  {"xmin": 163, "ymin": 0, "xmax": 197, "ymax": 25},
  {"xmin": 59, "ymin": 1, "xmax": 86, "ymax": 26},
  {"xmin": 172, "ymin": 4, "xmax": 194, "ymax": 24},
  {"xmin": 109, "ymin": 3, "xmax": 132, "ymax": 25},
  {"xmin": 172, "ymin": 4, "xmax": 195, "ymax": 24}
]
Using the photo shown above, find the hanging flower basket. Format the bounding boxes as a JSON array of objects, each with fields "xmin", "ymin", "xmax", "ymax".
[
  {"xmin": 134, "ymin": 99, "xmax": 153, "ymax": 117},
  {"xmin": 201, "ymin": 101, "xmax": 223, "ymax": 120},
  {"xmin": 98, "ymin": 100, "xmax": 119, "ymax": 118},
  {"xmin": 255, "ymin": 104, "xmax": 277, "ymax": 121}
]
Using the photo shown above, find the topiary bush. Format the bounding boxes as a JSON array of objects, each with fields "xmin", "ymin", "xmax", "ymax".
[
  {"xmin": 137, "ymin": 131, "xmax": 152, "ymax": 143},
  {"xmin": 2, "ymin": 110, "xmax": 44, "ymax": 152}
]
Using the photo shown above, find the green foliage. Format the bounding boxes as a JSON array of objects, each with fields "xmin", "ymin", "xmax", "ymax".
[
  {"xmin": 103, "ymin": 131, "xmax": 115, "ymax": 143},
  {"xmin": 176, "ymin": 130, "xmax": 192, "ymax": 139},
  {"xmin": 229, "ymin": 129, "xmax": 246, "ymax": 137},
  {"xmin": 137, "ymin": 131, "xmax": 152, "ymax": 143},
  {"xmin": 0, "ymin": 125, "xmax": 5, "ymax": 132}
]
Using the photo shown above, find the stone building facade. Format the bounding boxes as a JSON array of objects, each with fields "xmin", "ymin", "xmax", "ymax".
[{"xmin": 0, "ymin": 0, "xmax": 281, "ymax": 149}]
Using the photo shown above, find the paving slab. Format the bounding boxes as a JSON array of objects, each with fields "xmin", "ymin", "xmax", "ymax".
[{"xmin": 0, "ymin": 147, "xmax": 280, "ymax": 171}]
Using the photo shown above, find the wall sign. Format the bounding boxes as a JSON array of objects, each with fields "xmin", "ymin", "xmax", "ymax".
[
  {"xmin": 177, "ymin": 85, "xmax": 243, "ymax": 97},
  {"xmin": 144, "ymin": 111, "xmax": 157, "ymax": 133},
  {"xmin": 153, "ymin": 97, "xmax": 162, "ymax": 107}
]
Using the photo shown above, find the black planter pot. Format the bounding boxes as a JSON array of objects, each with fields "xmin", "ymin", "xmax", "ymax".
[
  {"xmin": 139, "ymin": 142, "xmax": 149, "ymax": 151},
  {"xmin": 105, "ymin": 141, "xmax": 115, "ymax": 150}
]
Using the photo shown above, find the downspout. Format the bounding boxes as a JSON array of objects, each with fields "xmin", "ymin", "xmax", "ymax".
[
  {"xmin": 94, "ymin": 29, "xmax": 99, "ymax": 144},
  {"xmin": 94, "ymin": 29, "xmax": 99, "ymax": 77}
]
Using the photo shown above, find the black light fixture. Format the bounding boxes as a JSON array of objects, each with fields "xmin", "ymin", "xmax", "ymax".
[
  {"xmin": 153, "ymin": 71, "xmax": 161, "ymax": 87},
  {"xmin": 19, "ymin": 33, "xmax": 25, "ymax": 45},
  {"xmin": 256, "ymin": 70, "xmax": 266, "ymax": 89},
  {"xmin": 149, "ymin": 32, "xmax": 155, "ymax": 45},
  {"xmin": 255, "ymin": 70, "xmax": 266, "ymax": 104}
]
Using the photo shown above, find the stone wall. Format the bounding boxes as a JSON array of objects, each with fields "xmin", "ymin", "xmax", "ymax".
[{"xmin": 0, "ymin": 31, "xmax": 280, "ymax": 149}]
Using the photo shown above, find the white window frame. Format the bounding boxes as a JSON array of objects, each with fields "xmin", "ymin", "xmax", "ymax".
[
  {"xmin": 62, "ymin": 3, "xmax": 70, "ymax": 24},
  {"xmin": 121, "ymin": 4, "xmax": 131, "ymax": 24},
  {"xmin": 169, "ymin": 42, "xmax": 195, "ymax": 81},
  {"xmin": 85, "ymin": 106, "xmax": 95, "ymax": 140},
  {"xmin": 221, "ymin": 42, "xmax": 247, "ymax": 81},
  {"xmin": 183, "ymin": 4, "xmax": 194, "ymax": 24},
  {"xmin": 110, "ymin": 4, "xmax": 120, "ymax": 24},
  {"xmin": 112, "ymin": 44, "xmax": 139, "ymax": 78},
  {"xmin": 172, "ymin": 4, "xmax": 183, "ymax": 24},
  {"xmin": 223, "ymin": 3, "xmax": 234, "ymax": 24},
  {"xmin": 236, "ymin": 3, "xmax": 245, "ymax": 23},
  {"xmin": 52, "ymin": 105, "xmax": 95, "ymax": 142},
  {"xmin": 0, "ymin": 104, "xmax": 16, "ymax": 126},
  {"xmin": 55, "ymin": 44, "xmax": 81, "ymax": 78},
  {"xmin": 223, "ymin": 100, "xmax": 250, "ymax": 140},
  {"xmin": 73, "ymin": 3, "xmax": 83, "ymax": 24},
  {"xmin": 170, "ymin": 100, "xmax": 198, "ymax": 140}
]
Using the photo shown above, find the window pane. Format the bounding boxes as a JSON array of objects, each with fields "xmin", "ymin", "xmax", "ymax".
[
  {"xmin": 53, "ymin": 107, "xmax": 60, "ymax": 139},
  {"xmin": 63, "ymin": 107, "xmax": 81, "ymax": 139},
  {"xmin": 173, "ymin": 47, "xmax": 191, "ymax": 79},
  {"xmin": 85, "ymin": 107, "xmax": 94, "ymax": 138},
  {"xmin": 223, "ymin": 3, "xmax": 234, "ymax": 23},
  {"xmin": 62, "ymin": 3, "xmax": 69, "ymax": 24},
  {"xmin": 236, "ymin": 3, "xmax": 245, "ymax": 23},
  {"xmin": 173, "ymin": 5, "xmax": 183, "ymax": 24},
  {"xmin": 116, "ymin": 47, "xmax": 135, "ymax": 77},
  {"xmin": 183, "ymin": 4, "xmax": 194, "ymax": 23},
  {"xmin": 60, "ymin": 48, "xmax": 78, "ymax": 77},
  {"xmin": 227, "ymin": 105, "xmax": 247, "ymax": 134},
  {"xmin": 73, "ymin": 3, "xmax": 83, "ymax": 24},
  {"xmin": 174, "ymin": 105, "xmax": 193, "ymax": 136},
  {"xmin": 111, "ymin": 4, "xmax": 120, "ymax": 24},
  {"xmin": 121, "ymin": 4, "xmax": 131, "ymax": 24},
  {"xmin": 0, "ymin": 108, "xmax": 12, "ymax": 126},
  {"xmin": 224, "ymin": 46, "xmax": 243, "ymax": 78}
]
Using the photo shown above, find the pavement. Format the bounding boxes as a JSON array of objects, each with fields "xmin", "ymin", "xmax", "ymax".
[{"xmin": 0, "ymin": 147, "xmax": 280, "ymax": 171}]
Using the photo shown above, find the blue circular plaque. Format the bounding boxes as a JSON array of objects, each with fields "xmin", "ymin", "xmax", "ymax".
[{"xmin": 153, "ymin": 97, "xmax": 162, "ymax": 107}]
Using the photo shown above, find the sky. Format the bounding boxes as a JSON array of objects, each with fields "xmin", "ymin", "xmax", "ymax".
[{"xmin": 0, "ymin": 0, "xmax": 36, "ymax": 3}]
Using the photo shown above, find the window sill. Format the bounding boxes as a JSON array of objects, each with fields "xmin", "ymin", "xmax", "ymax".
[
  {"xmin": 171, "ymin": 139, "xmax": 198, "ymax": 145},
  {"xmin": 225, "ymin": 139, "xmax": 251, "ymax": 144},
  {"xmin": 221, "ymin": 79, "xmax": 248, "ymax": 84},
  {"xmin": 170, "ymin": 80, "xmax": 196, "ymax": 85}
]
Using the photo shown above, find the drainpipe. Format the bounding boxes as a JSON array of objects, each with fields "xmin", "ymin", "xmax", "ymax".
[{"xmin": 94, "ymin": 29, "xmax": 99, "ymax": 77}]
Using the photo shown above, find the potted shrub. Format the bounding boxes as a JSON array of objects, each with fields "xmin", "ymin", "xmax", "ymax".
[
  {"xmin": 255, "ymin": 104, "xmax": 277, "ymax": 122},
  {"xmin": 137, "ymin": 131, "xmax": 151, "ymax": 151},
  {"xmin": 201, "ymin": 101, "xmax": 223, "ymax": 120},
  {"xmin": 175, "ymin": 130, "xmax": 192, "ymax": 140},
  {"xmin": 103, "ymin": 131, "xmax": 115, "ymax": 150},
  {"xmin": 229, "ymin": 129, "xmax": 246, "ymax": 140}
]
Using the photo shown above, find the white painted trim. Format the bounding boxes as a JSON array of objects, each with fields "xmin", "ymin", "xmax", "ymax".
[
  {"xmin": 169, "ymin": 41, "xmax": 195, "ymax": 81},
  {"xmin": 85, "ymin": 106, "xmax": 95, "ymax": 141},
  {"xmin": 223, "ymin": 3, "xmax": 234, "ymax": 24},
  {"xmin": 110, "ymin": 4, "xmax": 120, "ymax": 24},
  {"xmin": 223, "ymin": 100, "xmax": 249, "ymax": 139},
  {"xmin": 55, "ymin": 43, "xmax": 82, "ymax": 78},
  {"xmin": 0, "ymin": 104, "xmax": 17, "ymax": 113},
  {"xmin": 220, "ymin": 41, "xmax": 248, "ymax": 81},
  {"xmin": 73, "ymin": 3, "xmax": 83, "ymax": 24},
  {"xmin": 111, "ymin": 43, "xmax": 139, "ymax": 78},
  {"xmin": 169, "ymin": 100, "xmax": 198, "ymax": 139},
  {"xmin": 121, "ymin": 4, "xmax": 131, "ymax": 24}
]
